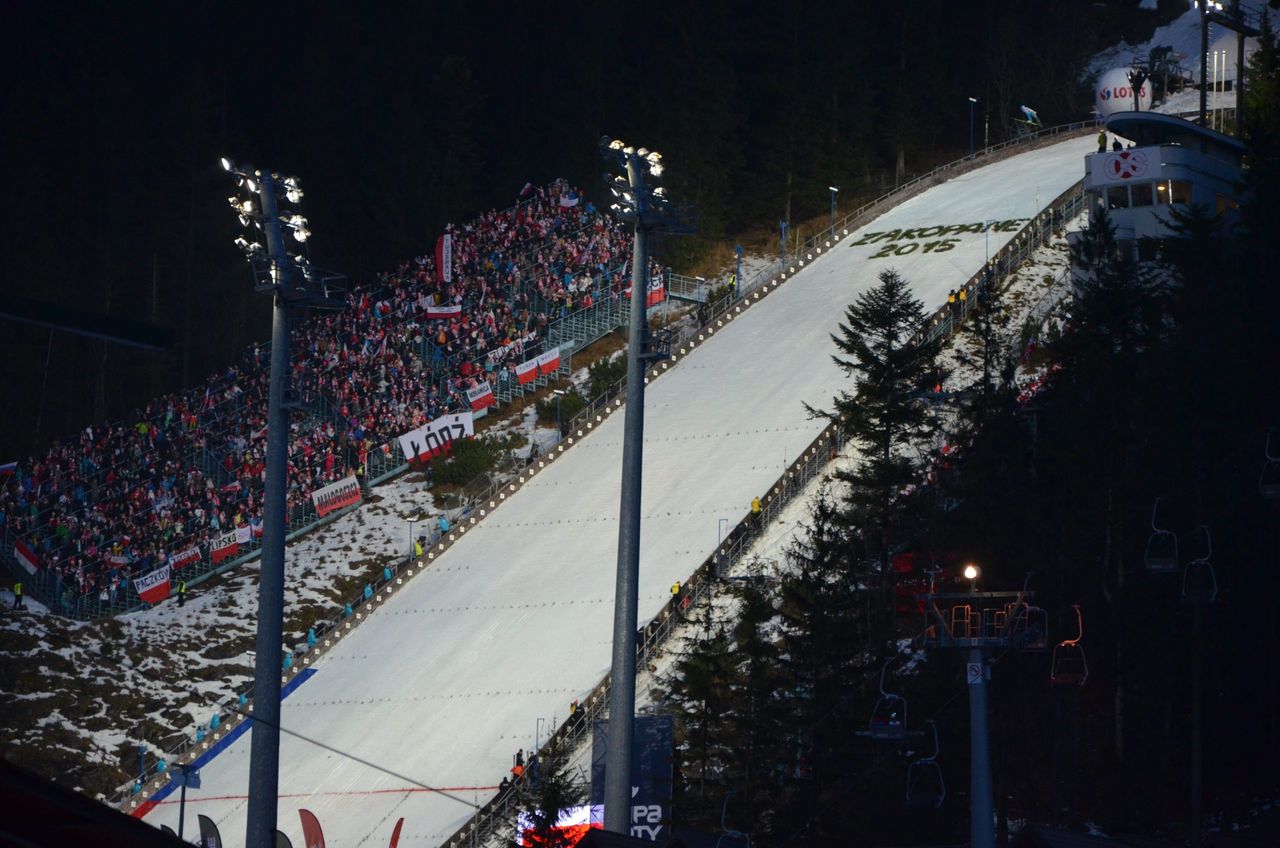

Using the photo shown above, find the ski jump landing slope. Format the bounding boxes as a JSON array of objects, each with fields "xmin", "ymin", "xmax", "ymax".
[{"xmin": 144, "ymin": 135, "xmax": 1095, "ymax": 847}]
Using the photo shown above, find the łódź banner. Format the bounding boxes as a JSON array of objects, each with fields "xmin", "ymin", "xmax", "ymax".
[
  {"xmin": 168, "ymin": 546, "xmax": 201, "ymax": 571},
  {"xmin": 211, "ymin": 529, "xmax": 239, "ymax": 564},
  {"xmin": 132, "ymin": 564, "xmax": 171, "ymax": 605},
  {"xmin": 397, "ymin": 412, "xmax": 475, "ymax": 464},
  {"xmin": 466, "ymin": 381, "xmax": 495, "ymax": 412},
  {"xmin": 589, "ymin": 714, "xmax": 674, "ymax": 841},
  {"xmin": 311, "ymin": 475, "xmax": 362, "ymax": 517},
  {"xmin": 536, "ymin": 346, "xmax": 561, "ymax": 376},
  {"xmin": 435, "ymin": 233, "xmax": 452, "ymax": 283}
]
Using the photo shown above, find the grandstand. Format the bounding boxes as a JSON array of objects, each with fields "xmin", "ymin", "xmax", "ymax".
[
  {"xmin": 131, "ymin": 131, "xmax": 1097, "ymax": 847},
  {"xmin": 0, "ymin": 180, "xmax": 663, "ymax": 619}
]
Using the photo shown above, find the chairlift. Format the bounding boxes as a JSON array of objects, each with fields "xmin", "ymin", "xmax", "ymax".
[
  {"xmin": 905, "ymin": 720, "xmax": 945, "ymax": 810},
  {"xmin": 1182, "ymin": 525, "xmax": 1218, "ymax": 604},
  {"xmin": 1144, "ymin": 497, "xmax": 1178, "ymax": 573},
  {"xmin": 868, "ymin": 659, "xmax": 908, "ymax": 742},
  {"xmin": 1260, "ymin": 428, "xmax": 1280, "ymax": 500},
  {"xmin": 1050, "ymin": 605, "xmax": 1088, "ymax": 686},
  {"xmin": 1009, "ymin": 602, "xmax": 1049, "ymax": 652}
]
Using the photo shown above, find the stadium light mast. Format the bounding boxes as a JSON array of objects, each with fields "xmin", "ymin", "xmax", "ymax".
[
  {"xmin": 968, "ymin": 97, "xmax": 979, "ymax": 157},
  {"xmin": 598, "ymin": 136, "xmax": 686, "ymax": 836},
  {"xmin": 221, "ymin": 157, "xmax": 346, "ymax": 848},
  {"xmin": 828, "ymin": 186, "xmax": 840, "ymax": 235}
]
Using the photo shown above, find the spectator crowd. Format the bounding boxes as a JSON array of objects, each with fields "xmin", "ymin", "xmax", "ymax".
[{"xmin": 1, "ymin": 179, "xmax": 658, "ymax": 613}]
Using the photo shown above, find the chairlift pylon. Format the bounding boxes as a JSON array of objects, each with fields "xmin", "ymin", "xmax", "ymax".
[
  {"xmin": 1144, "ymin": 497, "xmax": 1179, "ymax": 573},
  {"xmin": 1050, "ymin": 605, "xmax": 1088, "ymax": 687},
  {"xmin": 1260, "ymin": 428, "xmax": 1280, "ymax": 500},
  {"xmin": 868, "ymin": 659, "xmax": 908, "ymax": 742},
  {"xmin": 905, "ymin": 720, "xmax": 945, "ymax": 809},
  {"xmin": 1182, "ymin": 525, "xmax": 1218, "ymax": 604}
]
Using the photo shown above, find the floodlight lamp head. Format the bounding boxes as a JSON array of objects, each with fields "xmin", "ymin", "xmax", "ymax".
[
  {"xmin": 648, "ymin": 162, "xmax": 664, "ymax": 177},
  {"xmin": 220, "ymin": 157, "xmax": 234, "ymax": 172},
  {"xmin": 829, "ymin": 185, "xmax": 840, "ymax": 193},
  {"xmin": 244, "ymin": 178, "xmax": 258, "ymax": 194},
  {"xmin": 609, "ymin": 139, "xmax": 625, "ymax": 151},
  {"xmin": 652, "ymin": 186, "xmax": 667, "ymax": 198},
  {"xmin": 963, "ymin": 564, "xmax": 980, "ymax": 580}
]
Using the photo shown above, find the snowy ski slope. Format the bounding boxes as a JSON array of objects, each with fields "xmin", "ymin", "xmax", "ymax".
[{"xmin": 143, "ymin": 134, "xmax": 1096, "ymax": 847}]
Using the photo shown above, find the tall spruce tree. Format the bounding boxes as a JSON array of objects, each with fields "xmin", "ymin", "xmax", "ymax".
[
  {"xmin": 816, "ymin": 268, "xmax": 938, "ymax": 640},
  {"xmin": 510, "ymin": 734, "xmax": 586, "ymax": 848}
]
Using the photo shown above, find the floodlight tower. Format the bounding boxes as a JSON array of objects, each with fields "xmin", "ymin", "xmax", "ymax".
[
  {"xmin": 598, "ymin": 136, "xmax": 686, "ymax": 836},
  {"xmin": 221, "ymin": 157, "xmax": 346, "ymax": 848}
]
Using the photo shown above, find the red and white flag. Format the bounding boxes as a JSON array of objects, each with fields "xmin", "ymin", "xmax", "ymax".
[
  {"xmin": 435, "ymin": 233, "xmax": 453, "ymax": 283},
  {"xmin": 624, "ymin": 273, "xmax": 667, "ymax": 307},
  {"xmin": 536, "ymin": 347, "xmax": 561, "ymax": 376},
  {"xmin": 168, "ymin": 546, "xmax": 201, "ymax": 571},
  {"xmin": 425, "ymin": 302, "xmax": 462, "ymax": 319},
  {"xmin": 211, "ymin": 529, "xmax": 239, "ymax": 565},
  {"xmin": 515, "ymin": 358, "xmax": 539, "ymax": 385},
  {"xmin": 466, "ymin": 381, "xmax": 495, "ymax": 411},
  {"xmin": 13, "ymin": 540, "xmax": 39, "ymax": 575},
  {"xmin": 132, "ymin": 565, "xmax": 171, "ymax": 605},
  {"xmin": 235, "ymin": 525, "xmax": 253, "ymax": 545},
  {"xmin": 299, "ymin": 808, "xmax": 327, "ymax": 848}
]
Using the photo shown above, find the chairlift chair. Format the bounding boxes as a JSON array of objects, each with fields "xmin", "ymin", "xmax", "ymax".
[
  {"xmin": 1050, "ymin": 605, "xmax": 1088, "ymax": 686},
  {"xmin": 1144, "ymin": 497, "xmax": 1179, "ymax": 573},
  {"xmin": 868, "ymin": 660, "xmax": 908, "ymax": 742},
  {"xmin": 1009, "ymin": 603, "xmax": 1049, "ymax": 652},
  {"xmin": 1260, "ymin": 428, "xmax": 1280, "ymax": 500},
  {"xmin": 1182, "ymin": 525, "xmax": 1218, "ymax": 604},
  {"xmin": 905, "ymin": 721, "xmax": 945, "ymax": 810}
]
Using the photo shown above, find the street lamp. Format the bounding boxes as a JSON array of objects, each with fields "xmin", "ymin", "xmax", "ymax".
[
  {"xmin": 828, "ymin": 186, "xmax": 840, "ymax": 234},
  {"xmin": 733, "ymin": 244, "xmax": 743, "ymax": 300},
  {"xmin": 964, "ymin": 563, "xmax": 980, "ymax": 593},
  {"xmin": 716, "ymin": 518, "xmax": 730, "ymax": 577},
  {"xmin": 968, "ymin": 97, "xmax": 979, "ymax": 157},
  {"xmin": 222, "ymin": 157, "xmax": 346, "ymax": 848},
  {"xmin": 406, "ymin": 515, "xmax": 426, "ymax": 560},
  {"xmin": 779, "ymin": 219, "xmax": 789, "ymax": 263},
  {"xmin": 598, "ymin": 135, "xmax": 687, "ymax": 836}
]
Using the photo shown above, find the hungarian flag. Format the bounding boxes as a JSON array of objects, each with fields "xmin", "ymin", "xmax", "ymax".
[
  {"xmin": 13, "ymin": 540, "xmax": 39, "ymax": 575},
  {"xmin": 435, "ymin": 233, "xmax": 453, "ymax": 283},
  {"xmin": 132, "ymin": 565, "xmax": 171, "ymax": 605},
  {"xmin": 211, "ymin": 529, "xmax": 239, "ymax": 564},
  {"xmin": 515, "ymin": 358, "xmax": 539, "ymax": 385},
  {"xmin": 425, "ymin": 303, "xmax": 462, "ymax": 319},
  {"xmin": 536, "ymin": 347, "xmax": 561, "ymax": 376},
  {"xmin": 466, "ymin": 381, "xmax": 495, "ymax": 411},
  {"xmin": 169, "ymin": 546, "xmax": 201, "ymax": 571}
]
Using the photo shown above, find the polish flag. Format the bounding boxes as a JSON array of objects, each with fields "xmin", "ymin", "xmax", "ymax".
[
  {"xmin": 515, "ymin": 358, "xmax": 539, "ymax": 385},
  {"xmin": 211, "ymin": 529, "xmax": 239, "ymax": 564},
  {"xmin": 14, "ymin": 540, "xmax": 40, "ymax": 575},
  {"xmin": 132, "ymin": 565, "xmax": 171, "ymax": 605},
  {"xmin": 425, "ymin": 303, "xmax": 462, "ymax": 319},
  {"xmin": 536, "ymin": 347, "xmax": 561, "ymax": 376},
  {"xmin": 466, "ymin": 381, "xmax": 495, "ymax": 411},
  {"xmin": 169, "ymin": 546, "xmax": 201, "ymax": 571}
]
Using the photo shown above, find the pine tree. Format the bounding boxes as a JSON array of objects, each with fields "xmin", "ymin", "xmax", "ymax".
[
  {"xmin": 510, "ymin": 734, "xmax": 586, "ymax": 848},
  {"xmin": 815, "ymin": 268, "xmax": 938, "ymax": 639}
]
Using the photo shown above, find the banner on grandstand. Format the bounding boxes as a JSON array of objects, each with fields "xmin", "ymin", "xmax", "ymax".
[
  {"xmin": 435, "ymin": 233, "xmax": 453, "ymax": 283},
  {"xmin": 211, "ymin": 529, "xmax": 239, "ymax": 564},
  {"xmin": 485, "ymin": 331, "xmax": 537, "ymax": 366},
  {"xmin": 168, "ymin": 546, "xmax": 201, "ymax": 571},
  {"xmin": 13, "ymin": 540, "xmax": 39, "ymax": 575},
  {"xmin": 625, "ymin": 272, "xmax": 667, "ymax": 308},
  {"xmin": 397, "ymin": 412, "xmax": 475, "ymax": 464},
  {"xmin": 425, "ymin": 302, "xmax": 462, "ymax": 319},
  {"xmin": 235, "ymin": 525, "xmax": 253, "ymax": 545},
  {"xmin": 311, "ymin": 475, "xmax": 362, "ymax": 517},
  {"xmin": 197, "ymin": 815, "xmax": 224, "ymax": 848},
  {"xmin": 133, "ymin": 564, "xmax": 171, "ymax": 605},
  {"xmin": 514, "ymin": 357, "xmax": 539, "ymax": 385},
  {"xmin": 466, "ymin": 381, "xmax": 496, "ymax": 412},
  {"xmin": 536, "ymin": 346, "xmax": 562, "ymax": 376},
  {"xmin": 559, "ymin": 190, "xmax": 580, "ymax": 208}
]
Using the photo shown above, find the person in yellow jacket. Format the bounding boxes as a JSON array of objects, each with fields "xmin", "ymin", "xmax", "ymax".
[
  {"xmin": 12, "ymin": 581, "xmax": 24, "ymax": 611},
  {"xmin": 750, "ymin": 496, "xmax": 763, "ymax": 530},
  {"xmin": 1097, "ymin": 129, "xmax": 1107, "ymax": 153},
  {"xmin": 413, "ymin": 536, "xmax": 425, "ymax": 557}
]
